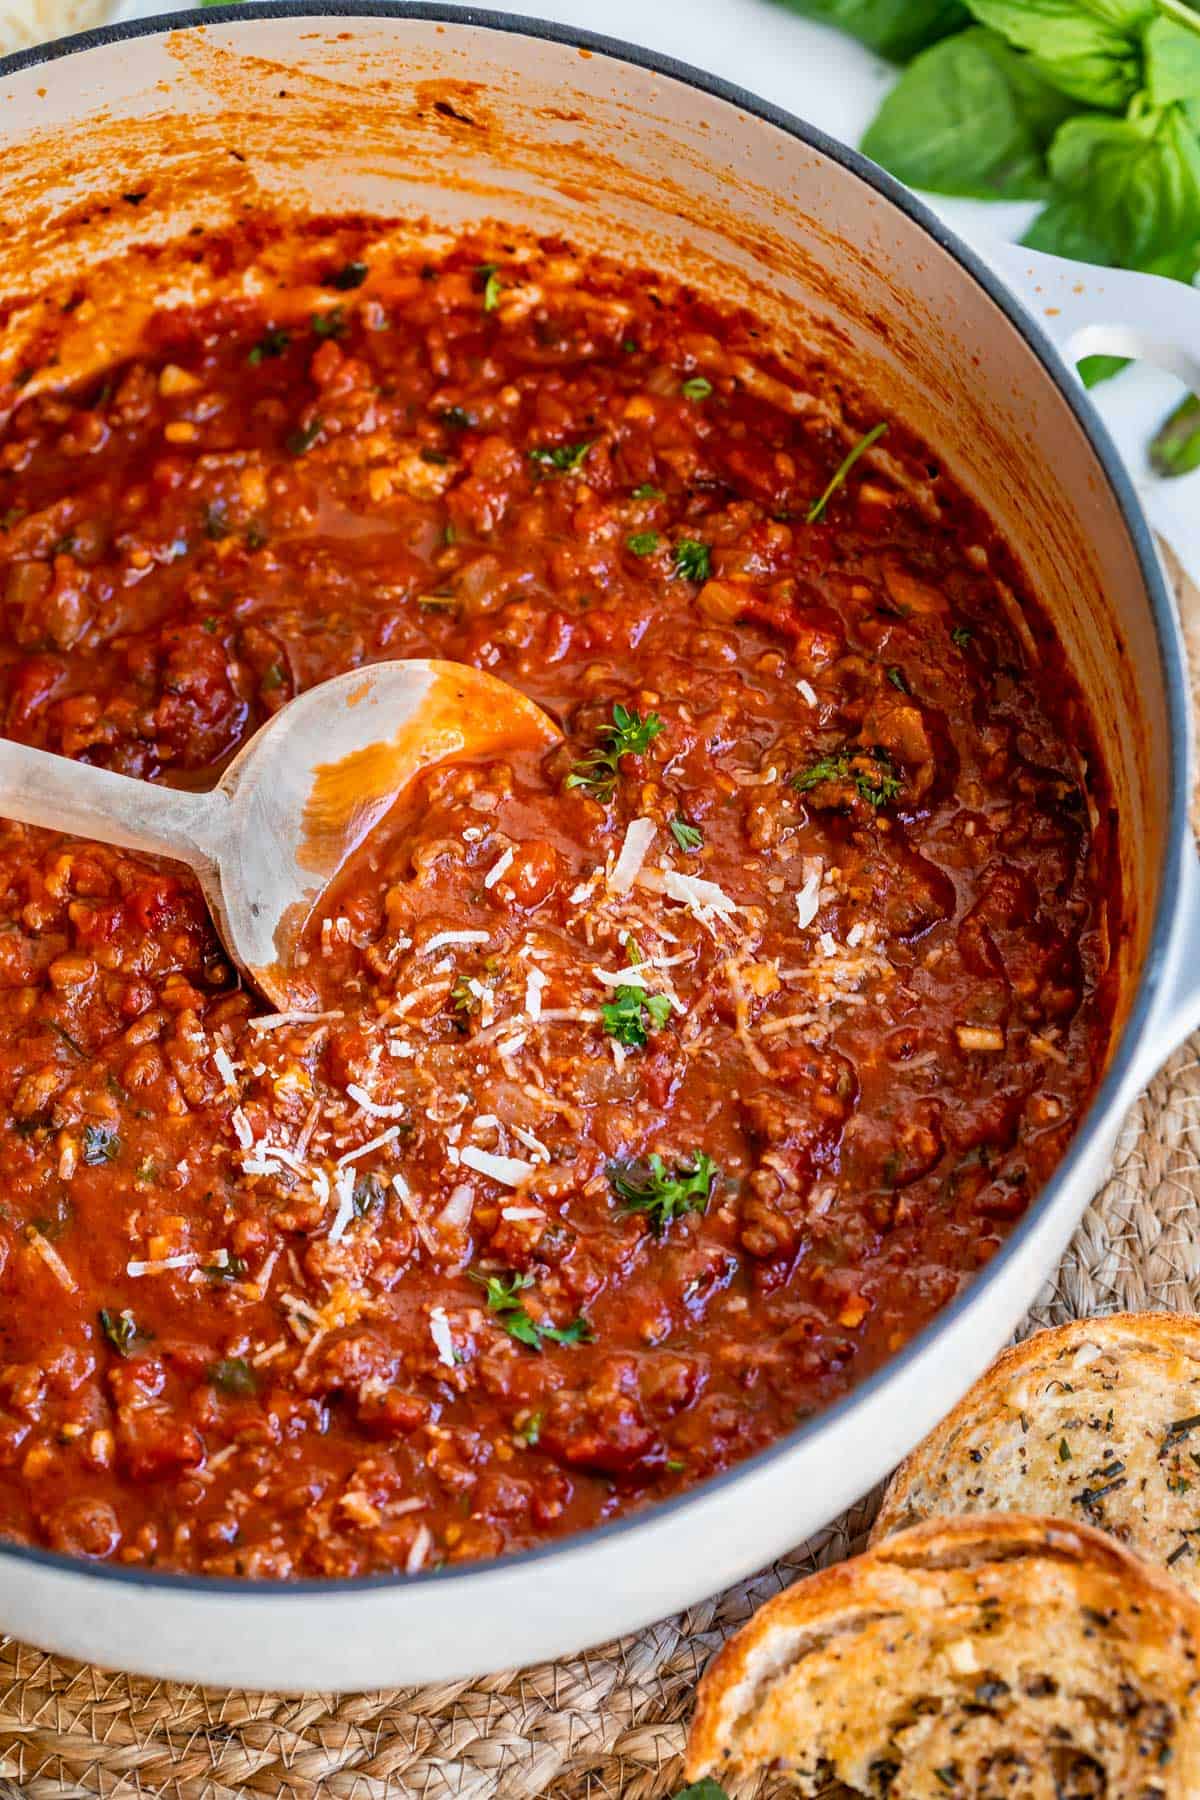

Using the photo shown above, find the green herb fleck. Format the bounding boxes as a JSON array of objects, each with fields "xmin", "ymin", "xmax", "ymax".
[
  {"xmin": 806, "ymin": 421, "xmax": 889, "ymax": 524},
  {"xmin": 886, "ymin": 665, "xmax": 909, "ymax": 693},
  {"xmin": 516, "ymin": 1410, "xmax": 543, "ymax": 1446},
  {"xmin": 478, "ymin": 264, "xmax": 503, "ymax": 311},
  {"xmin": 1059, "ymin": 1437, "xmax": 1072, "ymax": 1462},
  {"xmin": 286, "ymin": 418, "xmax": 323, "ymax": 457},
  {"xmin": 669, "ymin": 816, "xmax": 703, "ymax": 852},
  {"xmin": 470, "ymin": 1270, "xmax": 593, "ymax": 1352},
  {"xmin": 530, "ymin": 439, "xmax": 594, "ymax": 472},
  {"xmin": 792, "ymin": 746, "xmax": 901, "ymax": 809},
  {"xmin": 209, "ymin": 1356, "xmax": 257, "ymax": 1397},
  {"xmin": 440, "ymin": 405, "xmax": 475, "ymax": 430},
  {"xmin": 607, "ymin": 1151, "xmax": 719, "ymax": 1236},
  {"xmin": 681, "ymin": 376, "xmax": 713, "ymax": 401},
  {"xmin": 353, "ymin": 1172, "xmax": 387, "ymax": 1218},
  {"xmin": 602, "ymin": 985, "xmax": 672, "ymax": 1049},
  {"xmin": 202, "ymin": 1254, "xmax": 247, "ymax": 1281},
  {"xmin": 566, "ymin": 703, "xmax": 664, "ymax": 802},
  {"xmin": 82, "ymin": 1123, "xmax": 120, "ymax": 1166},
  {"xmin": 674, "ymin": 538, "xmax": 711, "ymax": 582},
  {"xmin": 312, "ymin": 307, "xmax": 346, "ymax": 341},
  {"xmin": 952, "ymin": 624, "xmax": 973, "ymax": 648},
  {"xmin": 330, "ymin": 260, "xmax": 368, "ymax": 290},
  {"xmin": 247, "ymin": 326, "xmax": 290, "ymax": 366},
  {"xmin": 98, "ymin": 1308, "xmax": 139, "ymax": 1357},
  {"xmin": 631, "ymin": 482, "xmax": 663, "ymax": 499},
  {"xmin": 626, "ymin": 530, "xmax": 660, "ymax": 557}
]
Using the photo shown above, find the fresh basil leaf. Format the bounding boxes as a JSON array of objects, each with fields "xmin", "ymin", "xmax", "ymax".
[
  {"xmin": 1150, "ymin": 391, "xmax": 1200, "ymax": 473},
  {"xmin": 1145, "ymin": 13, "xmax": 1200, "ymax": 105},
  {"xmin": 771, "ymin": 0, "xmax": 968, "ymax": 62},
  {"xmin": 1024, "ymin": 105, "xmax": 1200, "ymax": 279},
  {"xmin": 861, "ymin": 28, "xmax": 1074, "ymax": 197},
  {"xmin": 965, "ymin": 0, "xmax": 1154, "ymax": 108},
  {"xmin": 1077, "ymin": 353, "xmax": 1131, "ymax": 385}
]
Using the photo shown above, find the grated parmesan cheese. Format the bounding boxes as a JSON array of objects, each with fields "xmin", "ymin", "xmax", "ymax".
[
  {"xmin": 460, "ymin": 1146, "xmax": 536, "ymax": 1188},
  {"xmin": 797, "ymin": 678, "xmax": 818, "ymax": 706},
  {"xmin": 795, "ymin": 866, "xmax": 822, "ymax": 929},
  {"xmin": 429, "ymin": 1306, "xmax": 457, "ymax": 1369},
  {"xmin": 609, "ymin": 817, "xmax": 656, "ymax": 895},
  {"xmin": 249, "ymin": 1010, "xmax": 343, "ymax": 1033},
  {"xmin": 483, "ymin": 846, "xmax": 515, "ymax": 889},
  {"xmin": 337, "ymin": 1125, "xmax": 402, "ymax": 1166},
  {"xmin": 406, "ymin": 1522, "xmax": 434, "ymax": 1573},
  {"xmin": 346, "ymin": 1083, "xmax": 409, "ymax": 1120},
  {"xmin": 126, "ymin": 1252, "xmax": 200, "ymax": 1277},
  {"xmin": 327, "ymin": 1167, "xmax": 357, "ymax": 1244},
  {"xmin": 655, "ymin": 867, "xmax": 739, "ymax": 933},
  {"xmin": 26, "ymin": 1226, "xmax": 77, "ymax": 1292}
]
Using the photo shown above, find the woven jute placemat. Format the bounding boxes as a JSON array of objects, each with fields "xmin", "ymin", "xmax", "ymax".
[{"xmin": 0, "ymin": 548, "xmax": 1195, "ymax": 1800}]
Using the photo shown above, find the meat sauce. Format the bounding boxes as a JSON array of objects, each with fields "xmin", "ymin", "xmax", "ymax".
[{"xmin": 0, "ymin": 237, "xmax": 1115, "ymax": 1576}]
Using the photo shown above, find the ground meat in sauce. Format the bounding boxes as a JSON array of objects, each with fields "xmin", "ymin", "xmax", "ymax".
[{"xmin": 0, "ymin": 236, "xmax": 1116, "ymax": 1577}]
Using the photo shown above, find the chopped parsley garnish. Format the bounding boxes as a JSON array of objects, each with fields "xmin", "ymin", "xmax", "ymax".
[
  {"xmin": 673, "ymin": 538, "xmax": 711, "ymax": 582},
  {"xmin": 516, "ymin": 1410, "xmax": 543, "ymax": 1446},
  {"xmin": 602, "ymin": 985, "xmax": 671, "ymax": 1049},
  {"xmin": 311, "ymin": 306, "xmax": 347, "ymax": 340},
  {"xmin": 608, "ymin": 1151, "xmax": 719, "ymax": 1236},
  {"xmin": 626, "ymin": 530, "xmax": 660, "ymax": 557},
  {"xmin": 82, "ymin": 1123, "xmax": 120, "ymax": 1166},
  {"xmin": 98, "ymin": 1308, "xmax": 138, "ymax": 1357},
  {"xmin": 565, "ymin": 703, "xmax": 664, "ymax": 802},
  {"xmin": 329, "ymin": 260, "xmax": 368, "ymax": 290},
  {"xmin": 631, "ymin": 483, "xmax": 662, "ymax": 500},
  {"xmin": 208, "ymin": 1356, "xmax": 257, "ymax": 1397},
  {"xmin": 286, "ymin": 418, "xmax": 323, "ymax": 457},
  {"xmin": 478, "ymin": 264, "xmax": 503, "ymax": 311},
  {"xmin": 805, "ymin": 420, "xmax": 889, "ymax": 524},
  {"xmin": 792, "ymin": 746, "xmax": 901, "ymax": 809},
  {"xmin": 450, "ymin": 973, "xmax": 478, "ymax": 1019},
  {"xmin": 470, "ymin": 1270, "xmax": 593, "ymax": 1352},
  {"xmin": 669, "ymin": 816, "xmax": 703, "ymax": 852},
  {"xmin": 529, "ymin": 440, "xmax": 594, "ymax": 472},
  {"xmin": 680, "ymin": 376, "xmax": 713, "ymax": 401},
  {"xmin": 1059, "ymin": 1438, "xmax": 1072, "ymax": 1462},
  {"xmin": 202, "ymin": 1255, "xmax": 247, "ymax": 1281},
  {"xmin": 951, "ymin": 624, "xmax": 973, "ymax": 648},
  {"xmin": 247, "ymin": 327, "xmax": 291, "ymax": 366},
  {"xmin": 886, "ymin": 665, "xmax": 908, "ymax": 693}
]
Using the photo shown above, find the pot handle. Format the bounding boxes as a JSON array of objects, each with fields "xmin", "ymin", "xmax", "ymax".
[
  {"xmin": 981, "ymin": 241, "xmax": 1200, "ymax": 389},
  {"xmin": 982, "ymin": 240, "xmax": 1200, "ymax": 1092},
  {"xmin": 1126, "ymin": 842, "xmax": 1200, "ymax": 1095}
]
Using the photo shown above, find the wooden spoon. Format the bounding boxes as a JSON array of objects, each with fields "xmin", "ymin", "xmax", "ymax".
[{"xmin": 0, "ymin": 660, "xmax": 560, "ymax": 1009}]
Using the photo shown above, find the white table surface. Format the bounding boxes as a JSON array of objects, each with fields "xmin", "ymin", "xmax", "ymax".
[{"xmin": 112, "ymin": 0, "xmax": 1200, "ymax": 582}]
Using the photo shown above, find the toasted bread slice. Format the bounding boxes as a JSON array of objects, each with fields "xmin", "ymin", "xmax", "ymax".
[
  {"xmin": 872, "ymin": 1313, "xmax": 1200, "ymax": 1592},
  {"xmin": 685, "ymin": 1515, "xmax": 1200, "ymax": 1796}
]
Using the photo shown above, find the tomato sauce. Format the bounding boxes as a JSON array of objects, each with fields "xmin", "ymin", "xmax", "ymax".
[{"xmin": 0, "ymin": 238, "xmax": 1115, "ymax": 1575}]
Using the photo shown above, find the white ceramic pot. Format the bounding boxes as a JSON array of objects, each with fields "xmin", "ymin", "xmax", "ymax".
[{"xmin": 1, "ymin": 4, "xmax": 1200, "ymax": 1693}]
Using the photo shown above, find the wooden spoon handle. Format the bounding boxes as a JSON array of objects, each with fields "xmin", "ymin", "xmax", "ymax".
[{"xmin": 0, "ymin": 738, "xmax": 223, "ymax": 872}]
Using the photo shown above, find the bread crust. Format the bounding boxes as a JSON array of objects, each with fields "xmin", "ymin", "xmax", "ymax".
[
  {"xmin": 685, "ymin": 1513, "xmax": 1200, "ymax": 1795},
  {"xmin": 872, "ymin": 1312, "xmax": 1200, "ymax": 1592}
]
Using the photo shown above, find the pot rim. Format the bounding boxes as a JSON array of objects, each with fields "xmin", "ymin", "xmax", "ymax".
[{"xmin": 0, "ymin": 0, "xmax": 1188, "ymax": 1602}]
